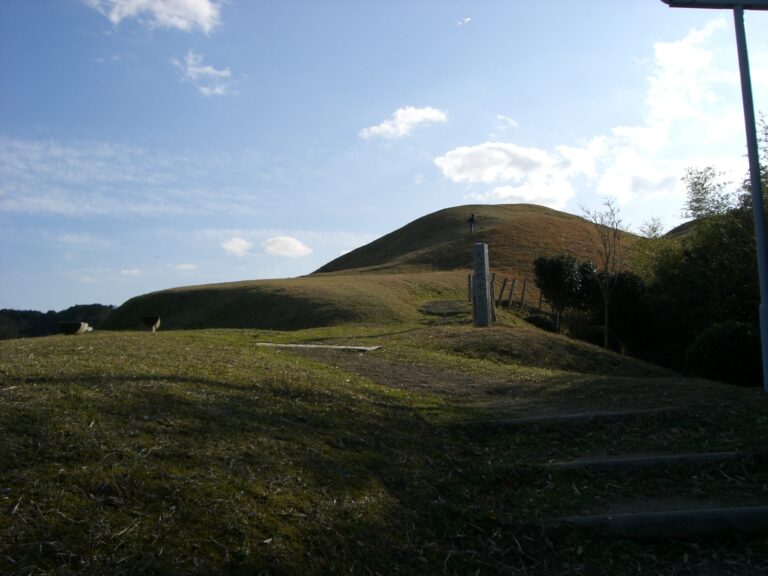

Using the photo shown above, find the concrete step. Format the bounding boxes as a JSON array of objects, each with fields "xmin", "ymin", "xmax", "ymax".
[
  {"xmin": 551, "ymin": 505, "xmax": 768, "ymax": 540},
  {"xmin": 457, "ymin": 407, "xmax": 687, "ymax": 428},
  {"xmin": 254, "ymin": 342, "xmax": 382, "ymax": 352},
  {"xmin": 543, "ymin": 450, "xmax": 757, "ymax": 471}
]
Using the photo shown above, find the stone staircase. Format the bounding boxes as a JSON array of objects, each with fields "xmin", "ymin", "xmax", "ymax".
[{"xmin": 463, "ymin": 406, "xmax": 768, "ymax": 541}]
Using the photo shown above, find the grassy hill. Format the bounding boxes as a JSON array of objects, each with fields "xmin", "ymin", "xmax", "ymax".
[
  {"xmin": 102, "ymin": 272, "xmax": 468, "ymax": 331},
  {"xmin": 316, "ymin": 203, "xmax": 633, "ymax": 275},
  {"xmin": 104, "ymin": 204, "xmax": 636, "ymax": 331}
]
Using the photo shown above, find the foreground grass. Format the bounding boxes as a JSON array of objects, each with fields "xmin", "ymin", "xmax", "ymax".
[
  {"xmin": 2, "ymin": 327, "xmax": 767, "ymax": 575},
  {"xmin": 1, "ymin": 331, "xmax": 450, "ymax": 574}
]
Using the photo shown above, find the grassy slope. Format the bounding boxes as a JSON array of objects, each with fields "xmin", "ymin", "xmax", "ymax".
[
  {"xmin": 315, "ymin": 203, "xmax": 633, "ymax": 275},
  {"xmin": 2, "ymin": 326, "xmax": 766, "ymax": 575},
  {"xmin": 2, "ymin": 331, "xmax": 440, "ymax": 574},
  {"xmin": 104, "ymin": 204, "xmax": 636, "ymax": 331},
  {"xmin": 103, "ymin": 272, "xmax": 467, "ymax": 331}
]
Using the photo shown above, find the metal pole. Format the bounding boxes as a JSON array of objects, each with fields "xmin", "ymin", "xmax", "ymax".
[{"xmin": 733, "ymin": 7, "xmax": 768, "ymax": 393}]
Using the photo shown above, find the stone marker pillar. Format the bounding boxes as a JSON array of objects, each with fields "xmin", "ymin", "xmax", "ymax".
[{"xmin": 472, "ymin": 243, "xmax": 493, "ymax": 327}]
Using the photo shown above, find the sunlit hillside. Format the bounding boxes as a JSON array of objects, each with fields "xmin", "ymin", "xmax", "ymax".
[
  {"xmin": 103, "ymin": 204, "xmax": 637, "ymax": 331},
  {"xmin": 315, "ymin": 204, "xmax": 636, "ymax": 276}
]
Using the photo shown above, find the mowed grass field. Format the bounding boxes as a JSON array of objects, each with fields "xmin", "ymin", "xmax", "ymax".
[
  {"xmin": 102, "ymin": 272, "xmax": 470, "ymax": 331},
  {"xmin": 2, "ymin": 319, "xmax": 768, "ymax": 575}
]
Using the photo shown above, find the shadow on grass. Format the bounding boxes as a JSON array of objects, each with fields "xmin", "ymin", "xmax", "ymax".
[
  {"xmin": 3, "ymin": 370, "xmax": 768, "ymax": 574},
  {"xmin": 2, "ymin": 372, "xmax": 507, "ymax": 574}
]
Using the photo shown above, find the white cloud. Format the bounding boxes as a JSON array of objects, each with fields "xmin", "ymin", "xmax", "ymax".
[
  {"xmin": 435, "ymin": 142, "xmax": 554, "ymax": 184},
  {"xmin": 75, "ymin": 268, "xmax": 111, "ymax": 284},
  {"xmin": 456, "ymin": 17, "xmax": 472, "ymax": 27},
  {"xmin": 496, "ymin": 115, "xmax": 518, "ymax": 129},
  {"xmin": 119, "ymin": 268, "xmax": 141, "ymax": 276},
  {"xmin": 94, "ymin": 53, "xmax": 122, "ymax": 64},
  {"xmin": 175, "ymin": 263, "xmax": 197, "ymax": 271},
  {"xmin": 195, "ymin": 228, "xmax": 372, "ymax": 260},
  {"xmin": 222, "ymin": 237, "xmax": 252, "ymax": 257},
  {"xmin": 489, "ymin": 114, "xmax": 520, "ymax": 139},
  {"xmin": 56, "ymin": 232, "xmax": 111, "ymax": 249},
  {"xmin": 0, "ymin": 136, "xmax": 274, "ymax": 217},
  {"xmin": 435, "ymin": 18, "xmax": 767, "ymax": 225},
  {"xmin": 83, "ymin": 0, "xmax": 221, "ymax": 34},
  {"xmin": 434, "ymin": 141, "xmax": 603, "ymax": 209},
  {"xmin": 555, "ymin": 139, "xmax": 607, "ymax": 180},
  {"xmin": 262, "ymin": 236, "xmax": 313, "ymax": 258},
  {"xmin": 589, "ymin": 18, "xmax": 748, "ymax": 207},
  {"xmin": 359, "ymin": 106, "xmax": 447, "ymax": 139},
  {"xmin": 173, "ymin": 50, "xmax": 235, "ymax": 96},
  {"xmin": 468, "ymin": 181, "xmax": 575, "ymax": 210},
  {"xmin": 646, "ymin": 19, "xmax": 731, "ymax": 127}
]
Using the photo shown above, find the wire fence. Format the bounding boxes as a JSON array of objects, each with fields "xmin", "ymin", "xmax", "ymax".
[{"xmin": 468, "ymin": 272, "xmax": 553, "ymax": 316}]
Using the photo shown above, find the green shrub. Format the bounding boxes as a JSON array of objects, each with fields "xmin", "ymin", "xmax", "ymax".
[
  {"xmin": 683, "ymin": 321, "xmax": 761, "ymax": 386},
  {"xmin": 524, "ymin": 315, "xmax": 557, "ymax": 332},
  {"xmin": 583, "ymin": 325, "xmax": 622, "ymax": 352}
]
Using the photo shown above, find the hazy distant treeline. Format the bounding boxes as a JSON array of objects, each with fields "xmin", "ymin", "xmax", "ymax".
[{"xmin": 0, "ymin": 304, "xmax": 115, "ymax": 340}]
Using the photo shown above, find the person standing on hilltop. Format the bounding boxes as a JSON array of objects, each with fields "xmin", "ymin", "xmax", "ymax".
[{"xmin": 467, "ymin": 213, "xmax": 476, "ymax": 233}]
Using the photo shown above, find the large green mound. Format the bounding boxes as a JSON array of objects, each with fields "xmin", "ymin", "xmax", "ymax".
[
  {"xmin": 104, "ymin": 204, "xmax": 637, "ymax": 331},
  {"xmin": 315, "ymin": 203, "xmax": 634, "ymax": 276},
  {"xmin": 102, "ymin": 272, "xmax": 466, "ymax": 331}
]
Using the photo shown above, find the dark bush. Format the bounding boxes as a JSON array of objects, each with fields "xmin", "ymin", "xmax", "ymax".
[
  {"xmin": 683, "ymin": 321, "xmax": 761, "ymax": 386},
  {"xmin": 0, "ymin": 304, "xmax": 114, "ymax": 340},
  {"xmin": 524, "ymin": 315, "xmax": 557, "ymax": 333},
  {"xmin": 583, "ymin": 325, "xmax": 621, "ymax": 353}
]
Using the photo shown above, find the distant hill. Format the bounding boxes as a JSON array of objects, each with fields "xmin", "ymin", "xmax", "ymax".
[
  {"xmin": 104, "ymin": 204, "xmax": 638, "ymax": 331},
  {"xmin": 665, "ymin": 219, "xmax": 696, "ymax": 239},
  {"xmin": 101, "ymin": 272, "xmax": 468, "ymax": 331},
  {"xmin": 0, "ymin": 304, "xmax": 115, "ymax": 340},
  {"xmin": 315, "ymin": 204, "xmax": 634, "ymax": 276}
]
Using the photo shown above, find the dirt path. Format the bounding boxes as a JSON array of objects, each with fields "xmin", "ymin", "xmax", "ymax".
[
  {"xmin": 290, "ymin": 348, "xmax": 503, "ymax": 401},
  {"xmin": 288, "ymin": 345, "xmax": 768, "ymax": 419}
]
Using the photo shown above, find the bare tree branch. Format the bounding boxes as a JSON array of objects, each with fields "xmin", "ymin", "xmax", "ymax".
[{"xmin": 582, "ymin": 199, "xmax": 625, "ymax": 348}]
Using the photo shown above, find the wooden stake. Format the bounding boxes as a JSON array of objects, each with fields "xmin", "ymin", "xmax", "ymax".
[
  {"xmin": 508, "ymin": 279, "xmax": 517, "ymax": 308},
  {"xmin": 520, "ymin": 279, "xmax": 528, "ymax": 311},
  {"xmin": 497, "ymin": 278, "xmax": 508, "ymax": 306}
]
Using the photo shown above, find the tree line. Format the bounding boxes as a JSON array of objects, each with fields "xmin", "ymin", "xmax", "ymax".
[
  {"xmin": 533, "ymin": 119, "xmax": 768, "ymax": 387},
  {"xmin": 0, "ymin": 304, "xmax": 115, "ymax": 340}
]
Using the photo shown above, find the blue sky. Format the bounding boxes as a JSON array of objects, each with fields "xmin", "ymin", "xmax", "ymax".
[{"xmin": 1, "ymin": 0, "xmax": 767, "ymax": 311}]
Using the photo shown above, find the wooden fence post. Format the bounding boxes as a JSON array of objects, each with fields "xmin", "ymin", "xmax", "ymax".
[
  {"xmin": 497, "ymin": 277, "xmax": 508, "ymax": 306},
  {"xmin": 507, "ymin": 279, "xmax": 517, "ymax": 308},
  {"xmin": 490, "ymin": 273, "xmax": 497, "ymax": 322},
  {"xmin": 520, "ymin": 279, "xmax": 528, "ymax": 312}
]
